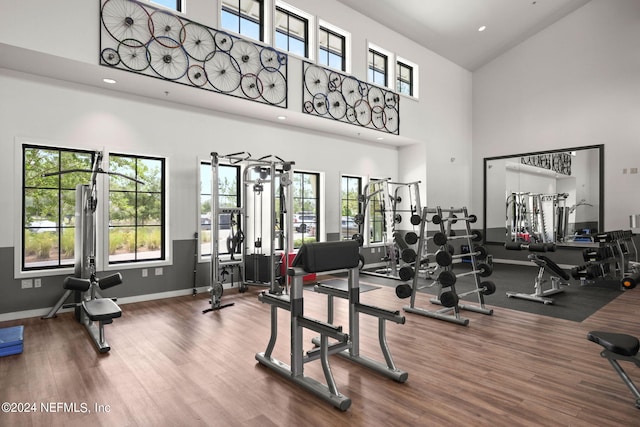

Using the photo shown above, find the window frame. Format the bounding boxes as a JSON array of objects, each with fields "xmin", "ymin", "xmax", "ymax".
[
  {"xmin": 368, "ymin": 47, "xmax": 388, "ymax": 88},
  {"xmin": 198, "ymin": 160, "xmax": 242, "ymax": 261},
  {"xmin": 318, "ymin": 21, "xmax": 349, "ymax": 72},
  {"xmin": 149, "ymin": 0, "xmax": 184, "ymax": 13},
  {"xmin": 274, "ymin": 1, "xmax": 314, "ymax": 60},
  {"xmin": 340, "ymin": 175, "xmax": 362, "ymax": 240},
  {"xmin": 396, "ymin": 56, "xmax": 419, "ymax": 99},
  {"xmin": 292, "ymin": 170, "xmax": 320, "ymax": 249},
  {"xmin": 21, "ymin": 144, "xmax": 96, "ymax": 273},
  {"xmin": 368, "ymin": 178, "xmax": 385, "ymax": 245},
  {"xmin": 15, "ymin": 139, "xmax": 170, "ymax": 279},
  {"xmin": 220, "ymin": 0, "xmax": 266, "ymax": 42},
  {"xmin": 107, "ymin": 152, "xmax": 167, "ymax": 265}
]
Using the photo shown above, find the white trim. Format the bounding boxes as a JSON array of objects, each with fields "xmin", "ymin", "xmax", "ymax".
[
  {"xmin": 0, "ymin": 287, "xmax": 211, "ymax": 323},
  {"xmin": 318, "ymin": 19, "xmax": 352, "ymax": 74},
  {"xmin": 274, "ymin": 1, "xmax": 315, "ymax": 61},
  {"xmin": 367, "ymin": 41, "xmax": 395, "ymax": 90}
]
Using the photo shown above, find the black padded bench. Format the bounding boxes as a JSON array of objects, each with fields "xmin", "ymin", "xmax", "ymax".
[{"xmin": 587, "ymin": 331, "xmax": 640, "ymax": 409}]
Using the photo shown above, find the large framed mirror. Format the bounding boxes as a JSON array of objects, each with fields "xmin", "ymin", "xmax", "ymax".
[{"xmin": 483, "ymin": 145, "xmax": 604, "ymax": 246}]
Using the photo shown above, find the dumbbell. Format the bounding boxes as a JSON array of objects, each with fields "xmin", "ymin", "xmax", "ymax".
[
  {"xmin": 432, "ymin": 230, "xmax": 483, "ymax": 247},
  {"xmin": 435, "ymin": 245, "xmax": 488, "ymax": 267},
  {"xmin": 437, "ymin": 262, "xmax": 493, "ymax": 286},
  {"xmin": 431, "ymin": 213, "xmax": 477, "ymax": 225},
  {"xmin": 621, "ymin": 272, "xmax": 640, "ymax": 289}
]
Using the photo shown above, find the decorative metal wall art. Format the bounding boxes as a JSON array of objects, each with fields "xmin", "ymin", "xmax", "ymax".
[
  {"xmin": 100, "ymin": 0, "xmax": 288, "ymax": 107},
  {"xmin": 302, "ymin": 62, "xmax": 400, "ymax": 135},
  {"xmin": 521, "ymin": 152, "xmax": 572, "ymax": 176}
]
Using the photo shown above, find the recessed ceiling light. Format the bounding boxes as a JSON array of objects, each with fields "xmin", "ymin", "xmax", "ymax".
[
  {"xmin": 103, "ymin": 78, "xmax": 116, "ymax": 84},
  {"xmin": 277, "ymin": 115, "xmax": 286, "ymax": 120},
  {"xmin": 478, "ymin": 26, "xmax": 487, "ymax": 32}
]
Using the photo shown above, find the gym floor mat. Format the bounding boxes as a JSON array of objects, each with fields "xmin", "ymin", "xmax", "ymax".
[{"xmin": 355, "ymin": 263, "xmax": 624, "ymax": 322}]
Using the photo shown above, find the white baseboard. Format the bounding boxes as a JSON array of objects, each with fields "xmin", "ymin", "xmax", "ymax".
[{"xmin": 0, "ymin": 286, "xmax": 210, "ymax": 323}]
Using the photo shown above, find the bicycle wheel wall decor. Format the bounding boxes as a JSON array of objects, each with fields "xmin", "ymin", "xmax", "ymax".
[
  {"xmin": 302, "ymin": 62, "xmax": 400, "ymax": 135},
  {"xmin": 100, "ymin": 0, "xmax": 288, "ymax": 108}
]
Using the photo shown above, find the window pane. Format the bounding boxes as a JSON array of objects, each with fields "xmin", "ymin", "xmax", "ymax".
[
  {"xmin": 293, "ymin": 172, "xmax": 319, "ymax": 247},
  {"xmin": 109, "ymin": 227, "xmax": 135, "ymax": 262},
  {"xmin": 151, "ymin": 0, "xmax": 180, "ymax": 11},
  {"xmin": 199, "ymin": 162, "xmax": 240, "ymax": 256},
  {"xmin": 221, "ymin": 10, "xmax": 239, "ymax": 32},
  {"xmin": 109, "ymin": 154, "xmax": 165, "ymax": 264},
  {"xmin": 22, "ymin": 145, "xmax": 96, "ymax": 271}
]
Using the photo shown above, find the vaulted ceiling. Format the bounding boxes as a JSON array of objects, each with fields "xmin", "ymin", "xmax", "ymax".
[{"xmin": 337, "ymin": 0, "xmax": 591, "ymax": 70}]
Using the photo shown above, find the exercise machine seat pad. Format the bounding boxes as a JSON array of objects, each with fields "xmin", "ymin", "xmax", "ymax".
[
  {"xmin": 587, "ymin": 331, "xmax": 639, "ymax": 357},
  {"xmin": 538, "ymin": 255, "xmax": 571, "ymax": 280},
  {"xmin": 82, "ymin": 298, "xmax": 122, "ymax": 322},
  {"xmin": 292, "ymin": 240, "xmax": 360, "ymax": 273}
]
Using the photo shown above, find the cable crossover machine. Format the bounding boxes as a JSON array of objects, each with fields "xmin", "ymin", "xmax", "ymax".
[
  {"xmin": 204, "ymin": 152, "xmax": 294, "ymax": 313},
  {"xmin": 42, "ymin": 151, "xmax": 142, "ymax": 352}
]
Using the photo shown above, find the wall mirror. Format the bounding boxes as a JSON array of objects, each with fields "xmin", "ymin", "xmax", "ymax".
[{"xmin": 483, "ymin": 145, "xmax": 604, "ymax": 246}]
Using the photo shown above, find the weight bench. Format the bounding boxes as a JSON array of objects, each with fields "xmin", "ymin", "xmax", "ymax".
[
  {"xmin": 43, "ymin": 274, "xmax": 122, "ymax": 353},
  {"xmin": 505, "ymin": 242, "xmax": 570, "ymax": 304},
  {"xmin": 587, "ymin": 331, "xmax": 640, "ymax": 409},
  {"xmin": 256, "ymin": 241, "xmax": 358, "ymax": 411}
]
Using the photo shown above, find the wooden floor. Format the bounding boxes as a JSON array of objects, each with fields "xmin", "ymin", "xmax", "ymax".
[{"xmin": 1, "ymin": 278, "xmax": 639, "ymax": 427}]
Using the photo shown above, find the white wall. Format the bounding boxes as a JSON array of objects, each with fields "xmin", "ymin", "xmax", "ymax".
[
  {"xmin": 0, "ymin": 69, "xmax": 400, "ymax": 249},
  {"xmin": 472, "ymin": 0, "xmax": 640, "ymax": 231},
  {"xmin": 0, "ymin": 0, "xmax": 474, "ymax": 253}
]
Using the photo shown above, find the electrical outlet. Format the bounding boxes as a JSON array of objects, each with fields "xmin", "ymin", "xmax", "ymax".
[
  {"xmin": 34, "ymin": 278, "xmax": 41, "ymax": 288},
  {"xmin": 155, "ymin": 267, "xmax": 163, "ymax": 276},
  {"xmin": 623, "ymin": 168, "xmax": 628, "ymax": 174},
  {"xmin": 142, "ymin": 268, "xmax": 148, "ymax": 277},
  {"xmin": 631, "ymin": 168, "xmax": 638, "ymax": 174},
  {"xmin": 21, "ymin": 279, "xmax": 33, "ymax": 289}
]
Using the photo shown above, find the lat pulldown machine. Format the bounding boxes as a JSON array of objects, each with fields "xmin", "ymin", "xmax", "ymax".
[
  {"xmin": 204, "ymin": 152, "xmax": 294, "ymax": 313},
  {"xmin": 42, "ymin": 151, "xmax": 142, "ymax": 353}
]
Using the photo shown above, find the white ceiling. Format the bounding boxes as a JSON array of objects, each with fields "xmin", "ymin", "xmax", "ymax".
[{"xmin": 337, "ymin": 0, "xmax": 591, "ymax": 70}]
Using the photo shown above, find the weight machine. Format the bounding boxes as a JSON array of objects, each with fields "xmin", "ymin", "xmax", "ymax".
[
  {"xmin": 42, "ymin": 151, "xmax": 141, "ymax": 352},
  {"xmin": 506, "ymin": 192, "xmax": 570, "ymax": 243},
  {"xmin": 205, "ymin": 152, "xmax": 294, "ymax": 313}
]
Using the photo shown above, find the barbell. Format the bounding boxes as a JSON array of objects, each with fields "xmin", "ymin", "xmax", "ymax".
[
  {"xmin": 432, "ymin": 213, "xmax": 477, "ymax": 225},
  {"xmin": 432, "ymin": 230, "xmax": 483, "ymax": 246}
]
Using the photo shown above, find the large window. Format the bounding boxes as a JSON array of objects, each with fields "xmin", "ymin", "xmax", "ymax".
[
  {"xmin": 369, "ymin": 179, "xmax": 385, "ymax": 244},
  {"xmin": 292, "ymin": 171, "xmax": 319, "ymax": 248},
  {"xmin": 318, "ymin": 25, "xmax": 345, "ymax": 71},
  {"xmin": 368, "ymin": 49, "xmax": 388, "ymax": 87},
  {"xmin": 108, "ymin": 154, "xmax": 166, "ymax": 263},
  {"xmin": 340, "ymin": 176, "xmax": 361, "ymax": 240},
  {"xmin": 199, "ymin": 162, "xmax": 241, "ymax": 258},
  {"xmin": 396, "ymin": 60, "xmax": 414, "ymax": 96},
  {"xmin": 21, "ymin": 144, "xmax": 167, "ymax": 272},
  {"xmin": 22, "ymin": 146, "xmax": 95, "ymax": 270},
  {"xmin": 221, "ymin": 0, "xmax": 264, "ymax": 41},
  {"xmin": 274, "ymin": 5, "xmax": 308, "ymax": 57}
]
